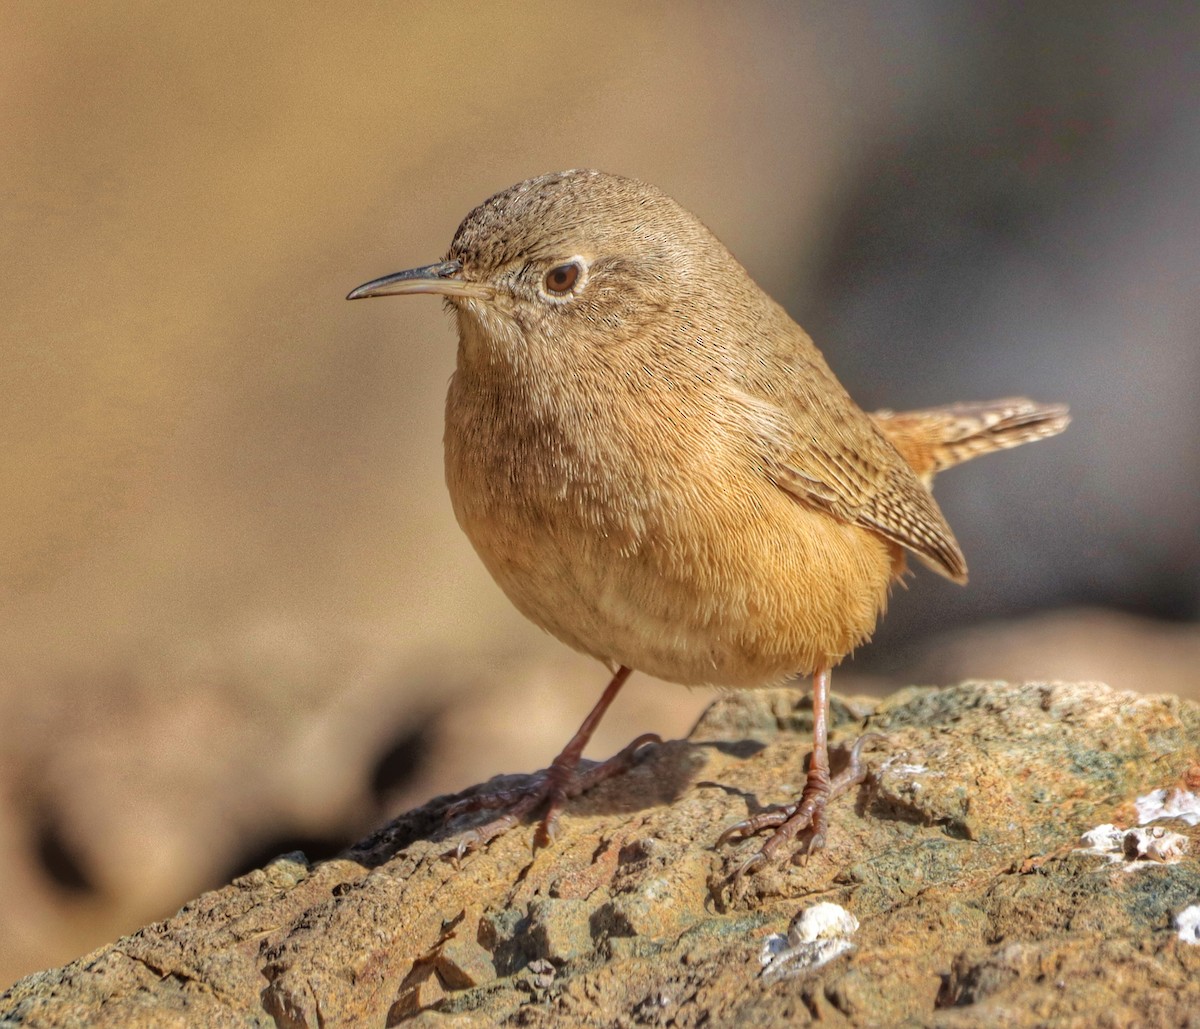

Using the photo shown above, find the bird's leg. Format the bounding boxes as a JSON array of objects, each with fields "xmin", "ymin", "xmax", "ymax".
[
  {"xmin": 718, "ymin": 665, "xmax": 879, "ymax": 876},
  {"xmin": 444, "ymin": 665, "xmax": 660, "ymax": 857}
]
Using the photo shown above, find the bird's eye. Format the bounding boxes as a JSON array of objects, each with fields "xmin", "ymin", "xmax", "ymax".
[{"xmin": 543, "ymin": 261, "xmax": 581, "ymax": 295}]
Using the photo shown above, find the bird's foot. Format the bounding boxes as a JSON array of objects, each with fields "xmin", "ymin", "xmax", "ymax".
[
  {"xmin": 718, "ymin": 733, "xmax": 883, "ymax": 880},
  {"xmin": 444, "ymin": 733, "xmax": 661, "ymax": 859}
]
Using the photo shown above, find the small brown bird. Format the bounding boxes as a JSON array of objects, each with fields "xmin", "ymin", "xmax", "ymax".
[{"xmin": 348, "ymin": 170, "xmax": 1068, "ymax": 873}]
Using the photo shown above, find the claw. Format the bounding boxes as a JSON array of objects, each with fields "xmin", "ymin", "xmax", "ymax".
[
  {"xmin": 731, "ymin": 850, "xmax": 766, "ymax": 884},
  {"xmin": 566, "ymin": 733, "xmax": 661, "ymax": 799},
  {"xmin": 439, "ymin": 666, "xmax": 644, "ymax": 860},
  {"xmin": 717, "ymin": 732, "xmax": 884, "ymax": 877},
  {"xmin": 716, "ymin": 808, "xmax": 789, "ymax": 848},
  {"xmin": 841, "ymin": 732, "xmax": 885, "ymax": 782},
  {"xmin": 441, "ymin": 716, "xmax": 658, "ymax": 859}
]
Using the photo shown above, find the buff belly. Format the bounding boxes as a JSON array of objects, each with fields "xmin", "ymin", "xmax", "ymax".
[{"xmin": 452, "ymin": 472, "xmax": 897, "ymax": 689}]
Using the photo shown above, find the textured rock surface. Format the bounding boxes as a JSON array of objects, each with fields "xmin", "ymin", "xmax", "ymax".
[{"xmin": 3, "ymin": 680, "xmax": 1199, "ymax": 1027}]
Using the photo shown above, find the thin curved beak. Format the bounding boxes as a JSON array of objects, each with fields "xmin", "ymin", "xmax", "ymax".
[{"xmin": 346, "ymin": 260, "xmax": 491, "ymax": 301}]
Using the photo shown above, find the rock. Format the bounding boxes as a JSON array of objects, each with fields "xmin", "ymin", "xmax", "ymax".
[{"xmin": 3, "ymin": 681, "xmax": 1199, "ymax": 1027}]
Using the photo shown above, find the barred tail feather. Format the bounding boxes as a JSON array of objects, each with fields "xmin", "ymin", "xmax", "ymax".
[{"xmin": 872, "ymin": 398, "xmax": 1070, "ymax": 483}]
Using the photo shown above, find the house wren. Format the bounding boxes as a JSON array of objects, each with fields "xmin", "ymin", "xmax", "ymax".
[{"xmin": 348, "ymin": 169, "xmax": 1069, "ymax": 873}]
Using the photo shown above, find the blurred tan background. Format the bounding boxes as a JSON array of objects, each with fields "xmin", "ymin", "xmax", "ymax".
[{"xmin": 2, "ymin": 2, "xmax": 1197, "ymax": 985}]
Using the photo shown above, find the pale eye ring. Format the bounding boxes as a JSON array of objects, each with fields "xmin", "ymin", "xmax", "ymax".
[{"xmin": 543, "ymin": 259, "xmax": 584, "ymax": 296}]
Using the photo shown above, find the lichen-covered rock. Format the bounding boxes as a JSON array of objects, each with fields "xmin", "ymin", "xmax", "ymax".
[{"xmin": 3, "ymin": 681, "xmax": 1199, "ymax": 1027}]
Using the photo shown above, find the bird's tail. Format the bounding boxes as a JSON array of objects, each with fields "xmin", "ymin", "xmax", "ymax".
[{"xmin": 872, "ymin": 398, "xmax": 1070, "ymax": 485}]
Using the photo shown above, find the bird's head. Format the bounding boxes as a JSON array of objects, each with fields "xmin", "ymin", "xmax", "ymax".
[{"xmin": 348, "ymin": 170, "xmax": 746, "ymax": 367}]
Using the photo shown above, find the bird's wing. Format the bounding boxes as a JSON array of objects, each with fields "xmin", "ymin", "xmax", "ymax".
[
  {"xmin": 727, "ymin": 344, "xmax": 968, "ymax": 584},
  {"xmin": 766, "ymin": 430, "xmax": 968, "ymax": 583}
]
